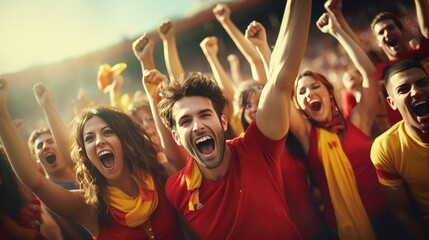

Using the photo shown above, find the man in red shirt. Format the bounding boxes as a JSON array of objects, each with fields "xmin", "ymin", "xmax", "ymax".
[
  {"xmin": 152, "ymin": 0, "xmax": 311, "ymax": 238},
  {"xmin": 371, "ymin": 0, "xmax": 429, "ymax": 126}
]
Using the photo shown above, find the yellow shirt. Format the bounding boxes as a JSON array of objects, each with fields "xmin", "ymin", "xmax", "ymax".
[{"xmin": 371, "ymin": 120, "xmax": 429, "ymax": 224}]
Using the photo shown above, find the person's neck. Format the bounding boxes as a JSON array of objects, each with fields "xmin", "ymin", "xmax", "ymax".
[
  {"xmin": 387, "ymin": 45, "xmax": 412, "ymax": 62},
  {"xmin": 407, "ymin": 123, "xmax": 429, "ymax": 143},
  {"xmin": 48, "ymin": 167, "xmax": 76, "ymax": 182},
  {"xmin": 108, "ymin": 174, "xmax": 140, "ymax": 197},
  {"xmin": 200, "ymin": 144, "xmax": 232, "ymax": 182}
]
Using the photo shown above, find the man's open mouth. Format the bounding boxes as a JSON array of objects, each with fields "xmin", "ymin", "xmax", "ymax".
[
  {"xmin": 195, "ymin": 136, "xmax": 214, "ymax": 155},
  {"xmin": 386, "ymin": 38, "xmax": 398, "ymax": 48},
  {"xmin": 46, "ymin": 153, "xmax": 56, "ymax": 164},
  {"xmin": 413, "ymin": 100, "xmax": 429, "ymax": 117}
]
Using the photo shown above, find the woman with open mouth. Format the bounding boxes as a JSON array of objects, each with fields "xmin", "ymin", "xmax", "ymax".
[
  {"xmin": 0, "ymin": 79, "xmax": 187, "ymax": 240},
  {"xmin": 288, "ymin": 9, "xmax": 401, "ymax": 240}
]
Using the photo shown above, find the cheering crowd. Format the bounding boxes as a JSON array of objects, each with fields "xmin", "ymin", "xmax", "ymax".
[{"xmin": 0, "ymin": 0, "xmax": 428, "ymax": 239}]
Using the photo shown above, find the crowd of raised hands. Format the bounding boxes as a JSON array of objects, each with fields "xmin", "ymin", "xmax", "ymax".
[{"xmin": 1, "ymin": 0, "xmax": 429, "ymax": 239}]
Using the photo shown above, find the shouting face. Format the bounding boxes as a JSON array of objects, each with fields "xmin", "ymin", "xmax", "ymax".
[
  {"xmin": 296, "ymin": 76, "xmax": 333, "ymax": 123},
  {"xmin": 372, "ymin": 19, "xmax": 410, "ymax": 61},
  {"xmin": 387, "ymin": 67, "xmax": 429, "ymax": 133},
  {"xmin": 171, "ymin": 96, "xmax": 228, "ymax": 169},
  {"xmin": 33, "ymin": 133, "xmax": 68, "ymax": 176},
  {"xmin": 83, "ymin": 116, "xmax": 129, "ymax": 183}
]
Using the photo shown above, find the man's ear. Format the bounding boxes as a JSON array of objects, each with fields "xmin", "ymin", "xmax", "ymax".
[
  {"xmin": 221, "ymin": 115, "xmax": 228, "ymax": 132},
  {"xmin": 171, "ymin": 130, "xmax": 182, "ymax": 146},
  {"xmin": 386, "ymin": 96, "xmax": 397, "ymax": 110}
]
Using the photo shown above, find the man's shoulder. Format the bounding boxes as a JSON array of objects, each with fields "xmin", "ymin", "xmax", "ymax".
[
  {"xmin": 376, "ymin": 48, "xmax": 429, "ymax": 79},
  {"xmin": 166, "ymin": 167, "xmax": 186, "ymax": 191},
  {"xmin": 371, "ymin": 124, "xmax": 403, "ymax": 168},
  {"xmin": 374, "ymin": 121, "xmax": 404, "ymax": 146},
  {"xmin": 376, "ymin": 62, "xmax": 391, "ymax": 80}
]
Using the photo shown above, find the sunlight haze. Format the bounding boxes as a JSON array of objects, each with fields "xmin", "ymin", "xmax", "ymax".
[{"xmin": 0, "ymin": 0, "xmax": 200, "ymax": 74}]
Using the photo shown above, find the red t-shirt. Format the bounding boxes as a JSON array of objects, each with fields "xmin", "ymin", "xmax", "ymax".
[
  {"xmin": 376, "ymin": 38, "xmax": 429, "ymax": 126},
  {"xmin": 307, "ymin": 122, "xmax": 387, "ymax": 228},
  {"xmin": 96, "ymin": 183, "xmax": 183, "ymax": 240},
  {"xmin": 280, "ymin": 145, "xmax": 325, "ymax": 240},
  {"xmin": 166, "ymin": 121, "xmax": 302, "ymax": 240}
]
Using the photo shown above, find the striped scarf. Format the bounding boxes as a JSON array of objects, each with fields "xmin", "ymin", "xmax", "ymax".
[
  {"xmin": 108, "ymin": 172, "xmax": 158, "ymax": 227},
  {"xmin": 184, "ymin": 159, "xmax": 202, "ymax": 211}
]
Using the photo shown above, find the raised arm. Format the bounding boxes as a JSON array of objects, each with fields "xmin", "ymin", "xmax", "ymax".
[
  {"xmin": 227, "ymin": 53, "xmax": 243, "ymax": 87},
  {"xmin": 12, "ymin": 118, "xmax": 27, "ymax": 142},
  {"xmin": 133, "ymin": 35, "xmax": 188, "ymax": 172},
  {"xmin": 256, "ymin": 0, "xmax": 311, "ymax": 140},
  {"xmin": 0, "ymin": 79, "xmax": 95, "ymax": 233},
  {"xmin": 141, "ymin": 69, "xmax": 188, "ymax": 172},
  {"xmin": 317, "ymin": 12, "xmax": 377, "ymax": 136},
  {"xmin": 132, "ymin": 34, "xmax": 155, "ymax": 72},
  {"xmin": 415, "ymin": 0, "xmax": 429, "ymax": 39},
  {"xmin": 33, "ymin": 83, "xmax": 74, "ymax": 169},
  {"xmin": 0, "ymin": 80, "xmax": 50, "ymax": 189},
  {"xmin": 158, "ymin": 20, "xmax": 185, "ymax": 81},
  {"xmin": 213, "ymin": 3, "xmax": 267, "ymax": 84},
  {"xmin": 200, "ymin": 36, "xmax": 235, "ymax": 119},
  {"xmin": 324, "ymin": 0, "xmax": 361, "ymax": 46},
  {"xmin": 245, "ymin": 21, "xmax": 272, "ymax": 78}
]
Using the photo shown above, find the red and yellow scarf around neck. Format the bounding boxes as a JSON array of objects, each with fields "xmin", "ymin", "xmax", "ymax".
[
  {"xmin": 184, "ymin": 159, "xmax": 202, "ymax": 211},
  {"xmin": 107, "ymin": 172, "xmax": 158, "ymax": 227},
  {"xmin": 317, "ymin": 128, "xmax": 376, "ymax": 239},
  {"xmin": 312, "ymin": 101, "xmax": 347, "ymax": 135}
]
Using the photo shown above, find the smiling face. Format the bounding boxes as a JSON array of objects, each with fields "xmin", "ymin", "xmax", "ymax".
[
  {"xmin": 83, "ymin": 116, "xmax": 128, "ymax": 183},
  {"xmin": 372, "ymin": 19, "xmax": 409, "ymax": 61},
  {"xmin": 171, "ymin": 96, "xmax": 228, "ymax": 169},
  {"xmin": 296, "ymin": 75, "xmax": 333, "ymax": 123},
  {"xmin": 33, "ymin": 132, "xmax": 67, "ymax": 176},
  {"xmin": 386, "ymin": 67, "xmax": 429, "ymax": 132},
  {"xmin": 243, "ymin": 91, "xmax": 261, "ymax": 126}
]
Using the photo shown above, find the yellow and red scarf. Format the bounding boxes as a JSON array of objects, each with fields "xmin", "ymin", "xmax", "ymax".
[
  {"xmin": 312, "ymin": 103, "xmax": 346, "ymax": 135},
  {"xmin": 317, "ymin": 128, "xmax": 376, "ymax": 240},
  {"xmin": 184, "ymin": 159, "xmax": 202, "ymax": 211},
  {"xmin": 107, "ymin": 173, "xmax": 158, "ymax": 227}
]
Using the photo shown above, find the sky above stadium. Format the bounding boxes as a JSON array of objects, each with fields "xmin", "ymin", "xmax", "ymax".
[{"xmin": 0, "ymin": 0, "xmax": 206, "ymax": 74}]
